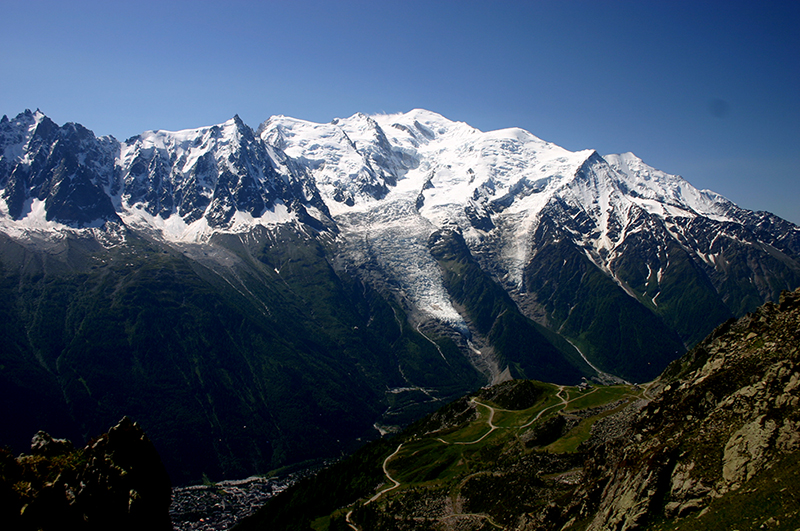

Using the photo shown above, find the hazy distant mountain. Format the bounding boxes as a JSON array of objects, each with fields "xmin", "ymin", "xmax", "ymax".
[{"xmin": 1, "ymin": 108, "xmax": 798, "ymax": 483}]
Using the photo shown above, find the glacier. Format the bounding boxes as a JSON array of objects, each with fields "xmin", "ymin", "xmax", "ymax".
[{"xmin": 257, "ymin": 109, "xmax": 746, "ymax": 327}]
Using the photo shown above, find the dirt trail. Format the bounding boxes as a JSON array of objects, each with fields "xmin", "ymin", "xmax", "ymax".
[
  {"xmin": 366, "ymin": 443, "xmax": 404, "ymax": 504},
  {"xmin": 350, "ymin": 384, "xmax": 601, "ymax": 529}
]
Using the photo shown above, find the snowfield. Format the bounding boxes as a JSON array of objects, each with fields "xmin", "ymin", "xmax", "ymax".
[
  {"xmin": 0, "ymin": 108, "xmax": 761, "ymax": 328},
  {"xmin": 258, "ymin": 109, "xmax": 738, "ymax": 323}
]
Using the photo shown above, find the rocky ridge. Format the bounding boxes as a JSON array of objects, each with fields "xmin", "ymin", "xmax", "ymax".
[
  {"xmin": 0, "ymin": 417, "xmax": 172, "ymax": 531},
  {"xmin": 577, "ymin": 286, "xmax": 800, "ymax": 530}
]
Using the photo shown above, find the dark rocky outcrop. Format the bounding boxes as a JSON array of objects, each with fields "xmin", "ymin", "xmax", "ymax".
[
  {"xmin": 572, "ymin": 287, "xmax": 800, "ymax": 530},
  {"xmin": 0, "ymin": 417, "xmax": 171, "ymax": 531}
]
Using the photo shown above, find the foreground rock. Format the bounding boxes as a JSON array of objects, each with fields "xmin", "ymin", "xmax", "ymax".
[
  {"xmin": 571, "ymin": 287, "xmax": 800, "ymax": 530},
  {"xmin": 0, "ymin": 417, "xmax": 171, "ymax": 531}
]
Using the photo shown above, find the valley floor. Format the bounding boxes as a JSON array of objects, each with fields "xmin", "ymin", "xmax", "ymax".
[{"xmin": 171, "ymin": 469, "xmax": 317, "ymax": 531}]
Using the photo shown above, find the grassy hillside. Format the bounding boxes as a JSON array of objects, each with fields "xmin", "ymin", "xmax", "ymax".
[{"xmin": 236, "ymin": 379, "xmax": 645, "ymax": 530}]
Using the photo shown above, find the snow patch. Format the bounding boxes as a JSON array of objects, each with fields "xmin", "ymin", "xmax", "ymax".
[{"xmin": 118, "ymin": 203, "xmax": 295, "ymax": 243}]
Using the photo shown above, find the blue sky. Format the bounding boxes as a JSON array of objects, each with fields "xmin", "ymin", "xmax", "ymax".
[{"xmin": 2, "ymin": 0, "xmax": 799, "ymax": 223}]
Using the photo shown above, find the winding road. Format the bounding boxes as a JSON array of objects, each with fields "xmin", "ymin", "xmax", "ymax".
[
  {"xmin": 366, "ymin": 443, "xmax": 405, "ymax": 505},
  {"xmin": 435, "ymin": 396, "xmax": 500, "ymax": 445},
  {"xmin": 346, "ymin": 384, "xmax": 601, "ymax": 529},
  {"xmin": 520, "ymin": 385, "xmax": 571, "ymax": 428},
  {"xmin": 346, "ymin": 443, "xmax": 406, "ymax": 530}
]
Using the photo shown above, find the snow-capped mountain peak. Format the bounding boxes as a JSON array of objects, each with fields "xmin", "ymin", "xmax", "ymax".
[
  {"xmin": 0, "ymin": 111, "xmax": 333, "ymax": 243},
  {"xmin": 0, "ymin": 109, "xmax": 50, "ymax": 164},
  {"xmin": 250, "ymin": 109, "xmax": 800, "ymax": 334},
  {"xmin": 604, "ymin": 152, "xmax": 735, "ymax": 222},
  {"xmin": 115, "ymin": 115, "xmax": 334, "ymax": 242},
  {"xmin": 1, "ymin": 108, "xmax": 798, "ymax": 373}
]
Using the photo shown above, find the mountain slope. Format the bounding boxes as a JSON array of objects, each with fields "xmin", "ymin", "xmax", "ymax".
[
  {"xmin": 0, "ymin": 224, "xmax": 482, "ymax": 484},
  {"xmin": 428, "ymin": 228, "xmax": 589, "ymax": 383},
  {"xmin": 260, "ymin": 109, "xmax": 800, "ymax": 380},
  {"xmin": 237, "ymin": 287, "xmax": 800, "ymax": 531},
  {"xmin": 1, "ymin": 108, "xmax": 799, "ymax": 485},
  {"xmin": 0, "ymin": 110, "xmax": 486, "ymax": 482}
]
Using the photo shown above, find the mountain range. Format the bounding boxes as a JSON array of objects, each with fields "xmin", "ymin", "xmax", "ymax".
[{"xmin": 1, "ymin": 108, "xmax": 798, "ymax": 483}]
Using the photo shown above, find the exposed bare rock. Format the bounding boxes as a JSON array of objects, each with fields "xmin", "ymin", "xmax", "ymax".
[
  {"xmin": 29, "ymin": 431, "xmax": 74, "ymax": 457},
  {"xmin": 722, "ymin": 415, "xmax": 778, "ymax": 484},
  {"xmin": 0, "ymin": 417, "xmax": 171, "ymax": 531},
  {"xmin": 574, "ymin": 287, "xmax": 800, "ymax": 530}
]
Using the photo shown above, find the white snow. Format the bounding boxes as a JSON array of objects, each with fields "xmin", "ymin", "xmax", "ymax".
[
  {"xmin": 2, "ymin": 108, "xmax": 769, "ymax": 337},
  {"xmin": 256, "ymin": 109, "xmax": 755, "ymax": 328},
  {"xmin": 604, "ymin": 152, "xmax": 735, "ymax": 222},
  {"xmin": 0, "ymin": 198, "xmax": 108, "ymax": 243},
  {"xmin": 118, "ymin": 202, "xmax": 295, "ymax": 243}
]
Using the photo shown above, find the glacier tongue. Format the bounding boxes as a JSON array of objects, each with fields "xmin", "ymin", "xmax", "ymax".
[{"xmin": 335, "ymin": 190, "xmax": 469, "ymax": 332}]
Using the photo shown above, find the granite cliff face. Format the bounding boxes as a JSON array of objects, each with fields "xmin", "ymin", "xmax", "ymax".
[{"xmin": 0, "ymin": 111, "xmax": 119, "ymax": 228}]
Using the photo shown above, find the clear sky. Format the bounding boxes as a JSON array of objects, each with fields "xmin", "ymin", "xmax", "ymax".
[{"xmin": 2, "ymin": 0, "xmax": 798, "ymax": 223}]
